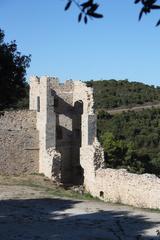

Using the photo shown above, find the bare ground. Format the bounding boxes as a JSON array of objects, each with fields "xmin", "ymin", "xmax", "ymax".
[{"xmin": 0, "ymin": 175, "xmax": 160, "ymax": 240}]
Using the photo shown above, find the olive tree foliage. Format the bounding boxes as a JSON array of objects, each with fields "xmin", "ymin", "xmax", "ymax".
[
  {"xmin": 64, "ymin": 0, "xmax": 103, "ymax": 24},
  {"xmin": 0, "ymin": 29, "xmax": 31, "ymax": 110},
  {"xmin": 64, "ymin": 0, "xmax": 160, "ymax": 26}
]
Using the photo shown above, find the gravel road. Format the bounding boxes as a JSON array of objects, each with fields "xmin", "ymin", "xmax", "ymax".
[{"xmin": 0, "ymin": 185, "xmax": 160, "ymax": 240}]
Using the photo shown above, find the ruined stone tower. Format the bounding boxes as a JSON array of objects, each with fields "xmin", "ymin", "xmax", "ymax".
[
  {"xmin": 1, "ymin": 76, "xmax": 160, "ymax": 209},
  {"xmin": 29, "ymin": 76, "xmax": 104, "ymax": 186}
]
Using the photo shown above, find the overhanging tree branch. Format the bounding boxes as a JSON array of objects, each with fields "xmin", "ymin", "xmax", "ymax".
[
  {"xmin": 64, "ymin": 0, "xmax": 160, "ymax": 26},
  {"xmin": 64, "ymin": 0, "xmax": 103, "ymax": 24}
]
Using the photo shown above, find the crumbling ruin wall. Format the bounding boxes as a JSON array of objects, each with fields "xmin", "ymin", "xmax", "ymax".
[
  {"xmin": 72, "ymin": 80, "xmax": 160, "ymax": 210},
  {"xmin": 28, "ymin": 76, "xmax": 160, "ymax": 210},
  {"xmin": 85, "ymin": 168, "xmax": 160, "ymax": 209},
  {"xmin": 0, "ymin": 110, "xmax": 39, "ymax": 175},
  {"xmin": 73, "ymin": 81, "xmax": 105, "ymax": 188},
  {"xmin": 29, "ymin": 76, "xmax": 97, "ymax": 184},
  {"xmin": 80, "ymin": 139, "xmax": 160, "ymax": 210},
  {"xmin": 29, "ymin": 76, "xmax": 75, "ymax": 182}
]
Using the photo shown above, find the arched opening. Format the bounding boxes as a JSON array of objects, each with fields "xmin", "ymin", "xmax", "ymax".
[{"xmin": 72, "ymin": 100, "xmax": 84, "ymax": 185}]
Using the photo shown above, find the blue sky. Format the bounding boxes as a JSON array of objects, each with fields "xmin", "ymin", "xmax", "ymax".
[{"xmin": 0, "ymin": 0, "xmax": 160, "ymax": 86}]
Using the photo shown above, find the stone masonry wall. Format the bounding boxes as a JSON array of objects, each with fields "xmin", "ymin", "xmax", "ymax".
[
  {"xmin": 0, "ymin": 110, "xmax": 39, "ymax": 175},
  {"xmin": 85, "ymin": 168, "xmax": 160, "ymax": 209}
]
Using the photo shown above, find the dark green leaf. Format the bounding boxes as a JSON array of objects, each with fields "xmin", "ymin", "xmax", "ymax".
[
  {"xmin": 156, "ymin": 19, "xmax": 160, "ymax": 26},
  {"xmin": 84, "ymin": 15, "xmax": 88, "ymax": 24},
  {"xmin": 64, "ymin": 1, "xmax": 72, "ymax": 11},
  {"xmin": 139, "ymin": 9, "xmax": 144, "ymax": 20},
  {"xmin": 78, "ymin": 13, "xmax": 82, "ymax": 22},
  {"xmin": 151, "ymin": 4, "xmax": 160, "ymax": 9},
  {"xmin": 88, "ymin": 12, "xmax": 103, "ymax": 18}
]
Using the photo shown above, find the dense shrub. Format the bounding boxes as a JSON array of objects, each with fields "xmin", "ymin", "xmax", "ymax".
[{"xmin": 97, "ymin": 108, "xmax": 160, "ymax": 176}]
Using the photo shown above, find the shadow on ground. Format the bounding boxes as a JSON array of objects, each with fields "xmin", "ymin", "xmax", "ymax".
[{"xmin": 0, "ymin": 198, "xmax": 160, "ymax": 240}]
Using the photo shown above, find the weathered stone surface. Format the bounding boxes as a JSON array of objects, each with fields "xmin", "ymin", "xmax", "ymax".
[
  {"xmin": 88, "ymin": 168, "xmax": 160, "ymax": 209},
  {"xmin": 0, "ymin": 110, "xmax": 37, "ymax": 130},
  {"xmin": 0, "ymin": 110, "xmax": 39, "ymax": 175},
  {"xmin": 47, "ymin": 147, "xmax": 61, "ymax": 183},
  {"xmin": 29, "ymin": 76, "xmax": 98, "ymax": 184}
]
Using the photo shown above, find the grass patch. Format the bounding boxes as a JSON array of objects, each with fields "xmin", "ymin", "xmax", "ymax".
[{"xmin": 0, "ymin": 174, "xmax": 95, "ymax": 201}]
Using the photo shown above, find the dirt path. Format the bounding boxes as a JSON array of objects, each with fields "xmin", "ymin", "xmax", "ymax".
[
  {"xmin": 0, "ymin": 183, "xmax": 160, "ymax": 240},
  {"xmin": 107, "ymin": 103, "xmax": 160, "ymax": 115}
]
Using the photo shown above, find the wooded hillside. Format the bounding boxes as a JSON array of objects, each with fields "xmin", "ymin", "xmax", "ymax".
[
  {"xmin": 87, "ymin": 79, "xmax": 160, "ymax": 176},
  {"xmin": 86, "ymin": 79, "xmax": 160, "ymax": 109}
]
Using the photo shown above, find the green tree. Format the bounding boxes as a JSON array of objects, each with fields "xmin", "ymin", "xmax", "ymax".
[
  {"xmin": 101, "ymin": 132, "xmax": 128, "ymax": 168},
  {"xmin": 0, "ymin": 29, "xmax": 30, "ymax": 110}
]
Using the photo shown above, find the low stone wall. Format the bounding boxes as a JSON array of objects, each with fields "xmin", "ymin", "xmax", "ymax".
[
  {"xmin": 87, "ymin": 168, "xmax": 160, "ymax": 209},
  {"xmin": 0, "ymin": 110, "xmax": 39, "ymax": 175}
]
